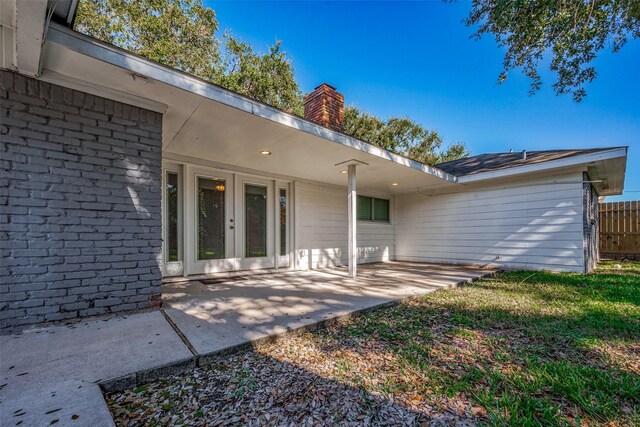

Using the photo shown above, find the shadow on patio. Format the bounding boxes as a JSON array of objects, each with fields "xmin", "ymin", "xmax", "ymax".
[{"xmin": 161, "ymin": 262, "xmax": 492, "ymax": 356}]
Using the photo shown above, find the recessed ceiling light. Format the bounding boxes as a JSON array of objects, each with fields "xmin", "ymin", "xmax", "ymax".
[
  {"xmin": 260, "ymin": 150, "xmax": 272, "ymax": 155},
  {"xmin": 340, "ymin": 170, "xmax": 348, "ymax": 174},
  {"xmin": 392, "ymin": 183, "xmax": 399, "ymax": 186}
]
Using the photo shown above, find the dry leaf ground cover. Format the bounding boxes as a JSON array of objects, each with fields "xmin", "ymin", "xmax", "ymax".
[{"xmin": 107, "ymin": 261, "xmax": 640, "ymax": 426}]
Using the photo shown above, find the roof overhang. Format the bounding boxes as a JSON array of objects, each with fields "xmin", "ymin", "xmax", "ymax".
[
  {"xmin": 457, "ymin": 147, "xmax": 628, "ymax": 196},
  {"xmin": 35, "ymin": 23, "xmax": 629, "ymax": 198},
  {"xmin": 41, "ymin": 23, "xmax": 458, "ymax": 195}
]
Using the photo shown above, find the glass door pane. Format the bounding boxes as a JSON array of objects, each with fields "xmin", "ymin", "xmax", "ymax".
[
  {"xmin": 245, "ymin": 184, "xmax": 267, "ymax": 257},
  {"xmin": 198, "ymin": 177, "xmax": 226, "ymax": 260}
]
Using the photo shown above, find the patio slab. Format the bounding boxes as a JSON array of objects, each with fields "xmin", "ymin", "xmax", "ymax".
[
  {"xmin": 162, "ymin": 262, "xmax": 491, "ymax": 356},
  {"xmin": 0, "ymin": 311, "xmax": 193, "ymax": 427}
]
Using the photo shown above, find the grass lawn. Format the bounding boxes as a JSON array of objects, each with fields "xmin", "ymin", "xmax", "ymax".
[{"xmin": 108, "ymin": 261, "xmax": 640, "ymax": 426}]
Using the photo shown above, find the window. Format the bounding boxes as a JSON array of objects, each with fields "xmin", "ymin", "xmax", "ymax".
[
  {"xmin": 373, "ymin": 198, "xmax": 390, "ymax": 222},
  {"xmin": 357, "ymin": 195, "xmax": 390, "ymax": 222},
  {"xmin": 279, "ymin": 188, "xmax": 287, "ymax": 256},
  {"xmin": 357, "ymin": 195, "xmax": 372, "ymax": 221},
  {"xmin": 166, "ymin": 172, "xmax": 180, "ymax": 261}
]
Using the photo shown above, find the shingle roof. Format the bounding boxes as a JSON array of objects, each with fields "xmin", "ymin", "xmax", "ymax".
[{"xmin": 435, "ymin": 147, "xmax": 624, "ymax": 177}]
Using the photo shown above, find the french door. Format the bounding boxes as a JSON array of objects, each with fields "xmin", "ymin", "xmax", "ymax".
[
  {"xmin": 163, "ymin": 162, "xmax": 292, "ymax": 276},
  {"xmin": 236, "ymin": 177, "xmax": 275, "ymax": 270},
  {"xmin": 186, "ymin": 168, "xmax": 235, "ymax": 274}
]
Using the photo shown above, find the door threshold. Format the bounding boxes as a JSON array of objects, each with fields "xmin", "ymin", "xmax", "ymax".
[{"xmin": 162, "ymin": 267, "xmax": 290, "ymax": 284}]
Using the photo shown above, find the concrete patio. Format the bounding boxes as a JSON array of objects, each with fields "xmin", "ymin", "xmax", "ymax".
[
  {"xmin": 1, "ymin": 262, "xmax": 491, "ymax": 426},
  {"xmin": 163, "ymin": 262, "xmax": 492, "ymax": 357}
]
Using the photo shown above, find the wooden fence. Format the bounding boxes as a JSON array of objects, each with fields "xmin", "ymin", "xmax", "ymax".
[{"xmin": 599, "ymin": 201, "xmax": 640, "ymax": 260}]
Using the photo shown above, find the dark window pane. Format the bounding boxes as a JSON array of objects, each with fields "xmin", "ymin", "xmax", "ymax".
[
  {"xmin": 357, "ymin": 195, "xmax": 372, "ymax": 221},
  {"xmin": 166, "ymin": 172, "xmax": 179, "ymax": 261},
  {"xmin": 279, "ymin": 188, "xmax": 287, "ymax": 256},
  {"xmin": 373, "ymin": 198, "xmax": 390, "ymax": 222},
  {"xmin": 198, "ymin": 177, "xmax": 225, "ymax": 260},
  {"xmin": 246, "ymin": 184, "xmax": 267, "ymax": 257}
]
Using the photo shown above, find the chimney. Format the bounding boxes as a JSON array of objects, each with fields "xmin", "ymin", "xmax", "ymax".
[
  {"xmin": 522, "ymin": 150, "xmax": 527, "ymax": 160},
  {"xmin": 304, "ymin": 83, "xmax": 344, "ymax": 132}
]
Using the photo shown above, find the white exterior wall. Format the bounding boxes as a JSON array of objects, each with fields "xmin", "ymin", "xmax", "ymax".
[
  {"xmin": 296, "ymin": 182, "xmax": 394, "ymax": 269},
  {"xmin": 394, "ymin": 172, "xmax": 586, "ymax": 272},
  {"xmin": 161, "ymin": 156, "xmax": 587, "ymax": 274}
]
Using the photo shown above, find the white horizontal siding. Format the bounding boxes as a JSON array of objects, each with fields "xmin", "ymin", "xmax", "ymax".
[
  {"xmin": 357, "ymin": 221, "xmax": 395, "ymax": 264},
  {"xmin": 297, "ymin": 183, "xmax": 394, "ymax": 269},
  {"xmin": 394, "ymin": 173, "xmax": 585, "ymax": 272}
]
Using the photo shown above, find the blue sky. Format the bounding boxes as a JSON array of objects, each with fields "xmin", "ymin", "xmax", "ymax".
[{"xmin": 210, "ymin": 1, "xmax": 639, "ymax": 201}]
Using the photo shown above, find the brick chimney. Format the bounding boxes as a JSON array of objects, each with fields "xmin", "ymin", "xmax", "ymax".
[{"xmin": 304, "ymin": 83, "xmax": 344, "ymax": 132}]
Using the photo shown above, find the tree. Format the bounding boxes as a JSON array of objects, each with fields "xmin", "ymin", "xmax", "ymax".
[
  {"xmin": 75, "ymin": 0, "xmax": 221, "ymax": 82},
  {"xmin": 218, "ymin": 35, "xmax": 304, "ymax": 116},
  {"xmin": 465, "ymin": 0, "xmax": 640, "ymax": 101},
  {"xmin": 75, "ymin": 0, "xmax": 304, "ymax": 114},
  {"xmin": 343, "ymin": 106, "xmax": 469, "ymax": 165}
]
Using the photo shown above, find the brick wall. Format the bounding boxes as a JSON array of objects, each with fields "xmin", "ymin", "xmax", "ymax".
[{"xmin": 0, "ymin": 70, "xmax": 163, "ymax": 331}]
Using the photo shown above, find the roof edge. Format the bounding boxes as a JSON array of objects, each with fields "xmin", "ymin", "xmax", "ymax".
[{"xmin": 45, "ymin": 23, "xmax": 458, "ymax": 184}]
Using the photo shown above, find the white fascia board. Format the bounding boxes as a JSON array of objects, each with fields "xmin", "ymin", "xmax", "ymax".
[
  {"xmin": 46, "ymin": 23, "xmax": 457, "ymax": 184},
  {"xmin": 457, "ymin": 147, "xmax": 628, "ymax": 184},
  {"xmin": 15, "ymin": 0, "xmax": 47, "ymax": 76}
]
